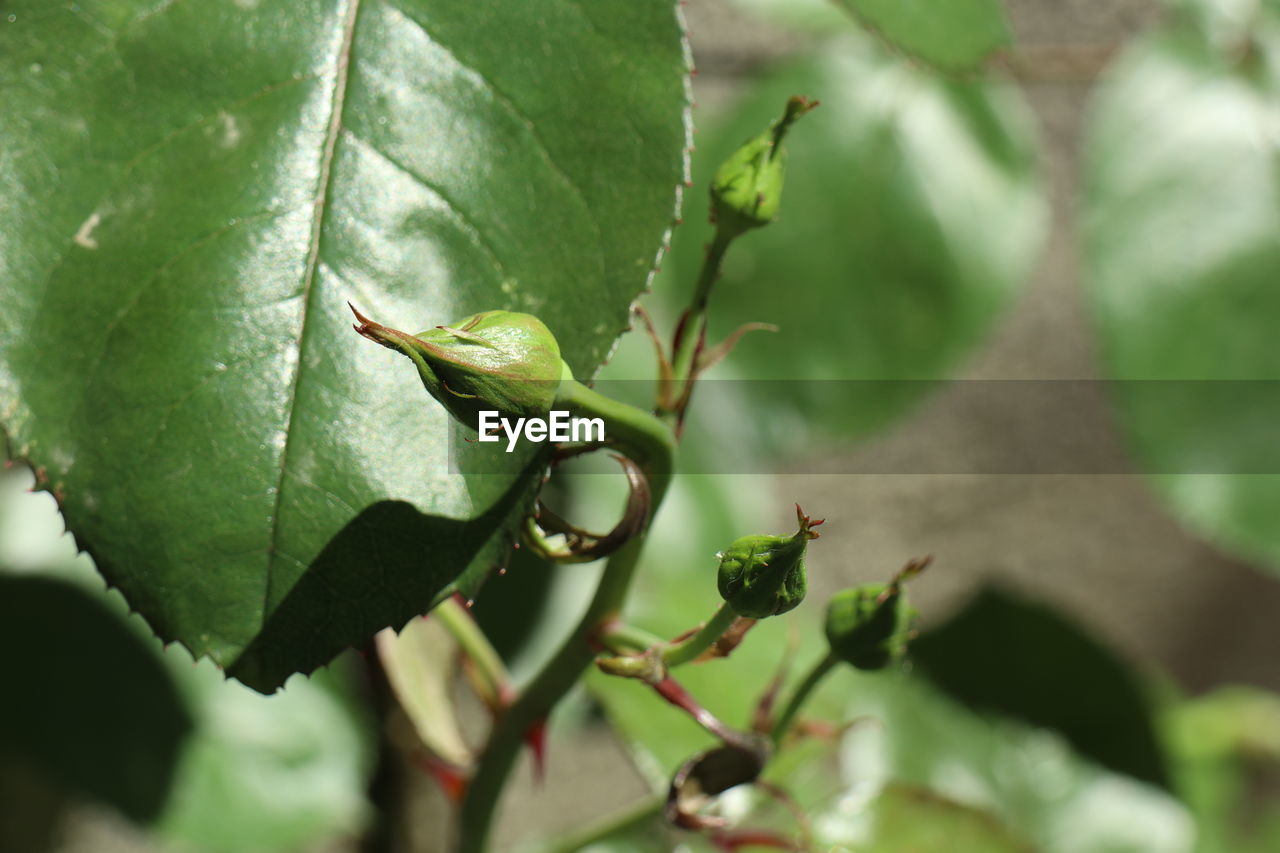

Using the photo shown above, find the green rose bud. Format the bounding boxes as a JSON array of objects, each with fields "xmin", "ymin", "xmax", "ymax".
[
  {"xmin": 716, "ymin": 505, "xmax": 823, "ymax": 619},
  {"xmin": 824, "ymin": 557, "xmax": 930, "ymax": 670},
  {"xmin": 350, "ymin": 304, "xmax": 566, "ymax": 430},
  {"xmin": 709, "ymin": 95, "xmax": 817, "ymax": 237}
]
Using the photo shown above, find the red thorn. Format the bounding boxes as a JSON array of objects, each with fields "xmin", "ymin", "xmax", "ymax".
[
  {"xmin": 413, "ymin": 754, "xmax": 469, "ymax": 804},
  {"xmin": 524, "ymin": 718, "xmax": 548, "ymax": 784},
  {"xmin": 347, "ymin": 301, "xmax": 374, "ymax": 326},
  {"xmin": 653, "ymin": 677, "xmax": 738, "ymax": 743},
  {"xmin": 465, "ymin": 599, "xmax": 474, "ymax": 609},
  {"xmin": 498, "ymin": 567, "xmax": 507, "ymax": 576}
]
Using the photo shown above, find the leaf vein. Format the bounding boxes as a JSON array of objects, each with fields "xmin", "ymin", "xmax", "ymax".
[
  {"xmin": 340, "ymin": 127, "xmax": 511, "ymax": 287},
  {"xmin": 263, "ymin": 0, "xmax": 362, "ymax": 616},
  {"xmin": 381, "ymin": 0, "xmax": 606, "ymax": 278}
]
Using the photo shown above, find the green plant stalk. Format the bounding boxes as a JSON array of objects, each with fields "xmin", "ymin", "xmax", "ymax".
[
  {"xmin": 599, "ymin": 621, "xmax": 667, "ymax": 653},
  {"xmin": 665, "ymin": 226, "xmax": 736, "ymax": 416},
  {"xmin": 457, "ymin": 388, "xmax": 674, "ymax": 853},
  {"xmin": 434, "ymin": 596, "xmax": 512, "ymax": 706},
  {"xmin": 770, "ymin": 651, "xmax": 839, "ymax": 744},
  {"xmin": 662, "ymin": 601, "xmax": 737, "ymax": 667}
]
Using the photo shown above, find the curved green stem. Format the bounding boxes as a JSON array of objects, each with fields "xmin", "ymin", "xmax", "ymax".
[
  {"xmin": 598, "ymin": 621, "xmax": 667, "ymax": 654},
  {"xmin": 457, "ymin": 387, "xmax": 674, "ymax": 853},
  {"xmin": 770, "ymin": 652, "xmax": 838, "ymax": 744},
  {"xmin": 662, "ymin": 602, "xmax": 737, "ymax": 667},
  {"xmin": 556, "ymin": 377, "xmax": 674, "ymax": 493}
]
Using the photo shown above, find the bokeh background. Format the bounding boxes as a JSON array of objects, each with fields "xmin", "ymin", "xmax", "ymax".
[{"xmin": 4, "ymin": 0, "xmax": 1279, "ymax": 851}]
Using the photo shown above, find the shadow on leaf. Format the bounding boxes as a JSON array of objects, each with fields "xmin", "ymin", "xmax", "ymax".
[{"xmin": 228, "ymin": 457, "xmax": 544, "ymax": 693}]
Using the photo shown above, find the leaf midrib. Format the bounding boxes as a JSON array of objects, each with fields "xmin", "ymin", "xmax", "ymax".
[{"xmin": 262, "ymin": 0, "xmax": 362, "ymax": 628}]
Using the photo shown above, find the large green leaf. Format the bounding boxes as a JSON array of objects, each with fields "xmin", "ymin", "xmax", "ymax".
[
  {"xmin": 0, "ymin": 0, "xmax": 689, "ymax": 690},
  {"xmin": 661, "ymin": 33, "xmax": 1045, "ymax": 454},
  {"xmin": 1082, "ymin": 0, "xmax": 1280, "ymax": 573},
  {"xmin": 835, "ymin": 0, "xmax": 1012, "ymax": 70}
]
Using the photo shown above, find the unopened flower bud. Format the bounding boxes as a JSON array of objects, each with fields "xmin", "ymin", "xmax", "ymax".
[
  {"xmin": 351, "ymin": 305, "xmax": 566, "ymax": 429},
  {"xmin": 716, "ymin": 505, "xmax": 823, "ymax": 619},
  {"xmin": 709, "ymin": 95, "xmax": 818, "ymax": 237},
  {"xmin": 824, "ymin": 557, "xmax": 930, "ymax": 670}
]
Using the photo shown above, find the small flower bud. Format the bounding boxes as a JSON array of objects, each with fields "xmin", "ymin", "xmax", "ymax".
[
  {"xmin": 716, "ymin": 505, "xmax": 823, "ymax": 619},
  {"xmin": 351, "ymin": 304, "xmax": 566, "ymax": 430},
  {"xmin": 709, "ymin": 95, "xmax": 818, "ymax": 237},
  {"xmin": 824, "ymin": 557, "xmax": 930, "ymax": 670}
]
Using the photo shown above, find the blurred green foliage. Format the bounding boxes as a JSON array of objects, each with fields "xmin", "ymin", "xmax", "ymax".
[
  {"xmin": 1084, "ymin": 0, "xmax": 1280, "ymax": 573},
  {"xmin": 656, "ymin": 28, "xmax": 1046, "ymax": 454},
  {"xmin": 0, "ymin": 469, "xmax": 374, "ymax": 852}
]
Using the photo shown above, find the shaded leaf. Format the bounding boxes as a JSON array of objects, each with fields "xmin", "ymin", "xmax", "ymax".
[
  {"xmin": 0, "ymin": 573, "xmax": 193, "ymax": 823},
  {"xmin": 0, "ymin": 0, "xmax": 690, "ymax": 690},
  {"xmin": 912, "ymin": 586, "xmax": 1170, "ymax": 790},
  {"xmin": 154, "ymin": 657, "xmax": 373, "ymax": 853},
  {"xmin": 1081, "ymin": 0, "xmax": 1280, "ymax": 573},
  {"xmin": 0, "ymin": 467, "xmax": 374, "ymax": 849}
]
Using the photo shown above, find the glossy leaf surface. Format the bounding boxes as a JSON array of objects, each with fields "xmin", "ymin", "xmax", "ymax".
[{"xmin": 0, "ymin": 0, "xmax": 689, "ymax": 690}]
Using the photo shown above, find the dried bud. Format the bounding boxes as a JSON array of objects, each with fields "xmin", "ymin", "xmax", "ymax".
[
  {"xmin": 351, "ymin": 305, "xmax": 566, "ymax": 429},
  {"xmin": 709, "ymin": 95, "xmax": 818, "ymax": 236},
  {"xmin": 716, "ymin": 505, "xmax": 823, "ymax": 620},
  {"xmin": 824, "ymin": 557, "xmax": 930, "ymax": 671}
]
